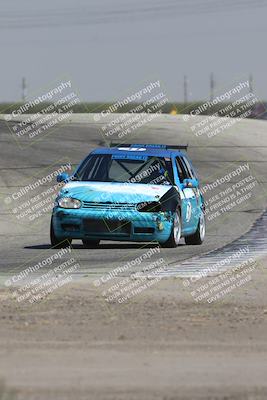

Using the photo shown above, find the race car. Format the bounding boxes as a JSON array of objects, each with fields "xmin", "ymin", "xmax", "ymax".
[{"xmin": 50, "ymin": 143, "xmax": 205, "ymax": 248}]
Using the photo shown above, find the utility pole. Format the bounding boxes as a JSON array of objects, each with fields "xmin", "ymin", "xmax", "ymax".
[
  {"xmin": 249, "ymin": 73, "xmax": 253, "ymax": 94},
  {"xmin": 183, "ymin": 75, "xmax": 188, "ymax": 104},
  {"xmin": 210, "ymin": 73, "xmax": 215, "ymax": 101},
  {"xmin": 22, "ymin": 77, "xmax": 27, "ymax": 102}
]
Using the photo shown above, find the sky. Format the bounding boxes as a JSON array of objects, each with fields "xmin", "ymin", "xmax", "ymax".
[{"xmin": 0, "ymin": 0, "xmax": 267, "ymax": 102}]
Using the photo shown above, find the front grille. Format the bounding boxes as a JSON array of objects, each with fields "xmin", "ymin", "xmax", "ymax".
[
  {"xmin": 84, "ymin": 218, "xmax": 131, "ymax": 235},
  {"xmin": 134, "ymin": 227, "xmax": 155, "ymax": 234},
  {"xmin": 61, "ymin": 223, "xmax": 80, "ymax": 232},
  {"xmin": 82, "ymin": 201, "xmax": 136, "ymax": 211}
]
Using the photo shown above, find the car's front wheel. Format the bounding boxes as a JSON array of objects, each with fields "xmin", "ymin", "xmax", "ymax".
[
  {"xmin": 185, "ymin": 211, "xmax": 205, "ymax": 245},
  {"xmin": 82, "ymin": 239, "xmax": 100, "ymax": 248},
  {"xmin": 50, "ymin": 218, "xmax": 72, "ymax": 248},
  {"xmin": 161, "ymin": 209, "xmax": 181, "ymax": 248}
]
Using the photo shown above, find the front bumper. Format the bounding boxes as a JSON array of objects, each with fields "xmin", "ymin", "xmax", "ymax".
[{"xmin": 52, "ymin": 208, "xmax": 173, "ymax": 243}]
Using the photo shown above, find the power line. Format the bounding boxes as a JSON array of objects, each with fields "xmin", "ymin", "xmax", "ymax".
[{"xmin": 1, "ymin": 0, "xmax": 267, "ymax": 29}]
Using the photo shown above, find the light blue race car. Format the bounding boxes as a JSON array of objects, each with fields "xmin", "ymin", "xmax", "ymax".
[{"xmin": 50, "ymin": 144, "xmax": 205, "ymax": 248}]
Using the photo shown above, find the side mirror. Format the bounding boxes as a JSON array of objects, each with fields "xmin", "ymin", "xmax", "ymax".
[
  {"xmin": 182, "ymin": 178, "xmax": 198, "ymax": 189},
  {"xmin": 57, "ymin": 172, "xmax": 69, "ymax": 183}
]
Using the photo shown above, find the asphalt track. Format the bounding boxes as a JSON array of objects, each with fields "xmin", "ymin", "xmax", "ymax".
[{"xmin": 0, "ymin": 114, "xmax": 266, "ymax": 281}]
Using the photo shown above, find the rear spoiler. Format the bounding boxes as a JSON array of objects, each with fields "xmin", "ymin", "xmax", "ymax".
[{"xmin": 109, "ymin": 143, "xmax": 188, "ymax": 151}]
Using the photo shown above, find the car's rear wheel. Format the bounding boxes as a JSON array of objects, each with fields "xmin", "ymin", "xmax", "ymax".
[
  {"xmin": 185, "ymin": 211, "xmax": 205, "ymax": 245},
  {"xmin": 50, "ymin": 218, "xmax": 72, "ymax": 248},
  {"xmin": 161, "ymin": 209, "xmax": 181, "ymax": 248},
  {"xmin": 82, "ymin": 239, "xmax": 100, "ymax": 248}
]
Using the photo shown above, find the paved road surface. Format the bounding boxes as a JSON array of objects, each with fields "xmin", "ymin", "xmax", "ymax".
[{"xmin": 0, "ymin": 114, "xmax": 266, "ymax": 280}]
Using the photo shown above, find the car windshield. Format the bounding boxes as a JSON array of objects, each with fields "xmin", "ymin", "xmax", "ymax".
[{"xmin": 75, "ymin": 154, "xmax": 174, "ymax": 185}]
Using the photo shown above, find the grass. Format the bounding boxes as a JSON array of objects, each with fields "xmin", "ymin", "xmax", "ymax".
[{"xmin": 0, "ymin": 101, "xmax": 265, "ymax": 119}]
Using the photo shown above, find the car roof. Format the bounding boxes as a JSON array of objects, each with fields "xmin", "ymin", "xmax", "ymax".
[{"xmin": 92, "ymin": 144, "xmax": 187, "ymax": 158}]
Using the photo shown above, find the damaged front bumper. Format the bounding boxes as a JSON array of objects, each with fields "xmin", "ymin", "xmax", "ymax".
[{"xmin": 52, "ymin": 208, "xmax": 173, "ymax": 243}]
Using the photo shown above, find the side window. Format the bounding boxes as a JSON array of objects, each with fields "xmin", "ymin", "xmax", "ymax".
[
  {"xmin": 175, "ymin": 157, "xmax": 189, "ymax": 182},
  {"xmin": 181, "ymin": 156, "xmax": 196, "ymax": 179}
]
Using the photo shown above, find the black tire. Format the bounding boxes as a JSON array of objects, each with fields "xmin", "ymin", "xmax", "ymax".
[
  {"xmin": 184, "ymin": 212, "xmax": 205, "ymax": 245},
  {"xmin": 82, "ymin": 239, "xmax": 100, "ymax": 248},
  {"xmin": 161, "ymin": 209, "xmax": 181, "ymax": 248},
  {"xmin": 50, "ymin": 218, "xmax": 72, "ymax": 248}
]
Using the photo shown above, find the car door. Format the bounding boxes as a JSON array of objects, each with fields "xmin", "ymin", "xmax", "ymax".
[{"xmin": 175, "ymin": 156, "xmax": 199, "ymax": 234}]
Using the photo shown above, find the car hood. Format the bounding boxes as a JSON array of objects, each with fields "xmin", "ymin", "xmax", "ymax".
[{"xmin": 60, "ymin": 181, "xmax": 172, "ymax": 204}]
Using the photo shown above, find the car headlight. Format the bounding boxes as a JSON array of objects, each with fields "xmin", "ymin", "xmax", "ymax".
[
  {"xmin": 58, "ymin": 197, "xmax": 82, "ymax": 209},
  {"xmin": 137, "ymin": 201, "xmax": 162, "ymax": 212}
]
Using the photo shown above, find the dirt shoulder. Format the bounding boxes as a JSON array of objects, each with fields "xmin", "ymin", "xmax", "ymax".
[{"xmin": 0, "ymin": 257, "xmax": 267, "ymax": 400}]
